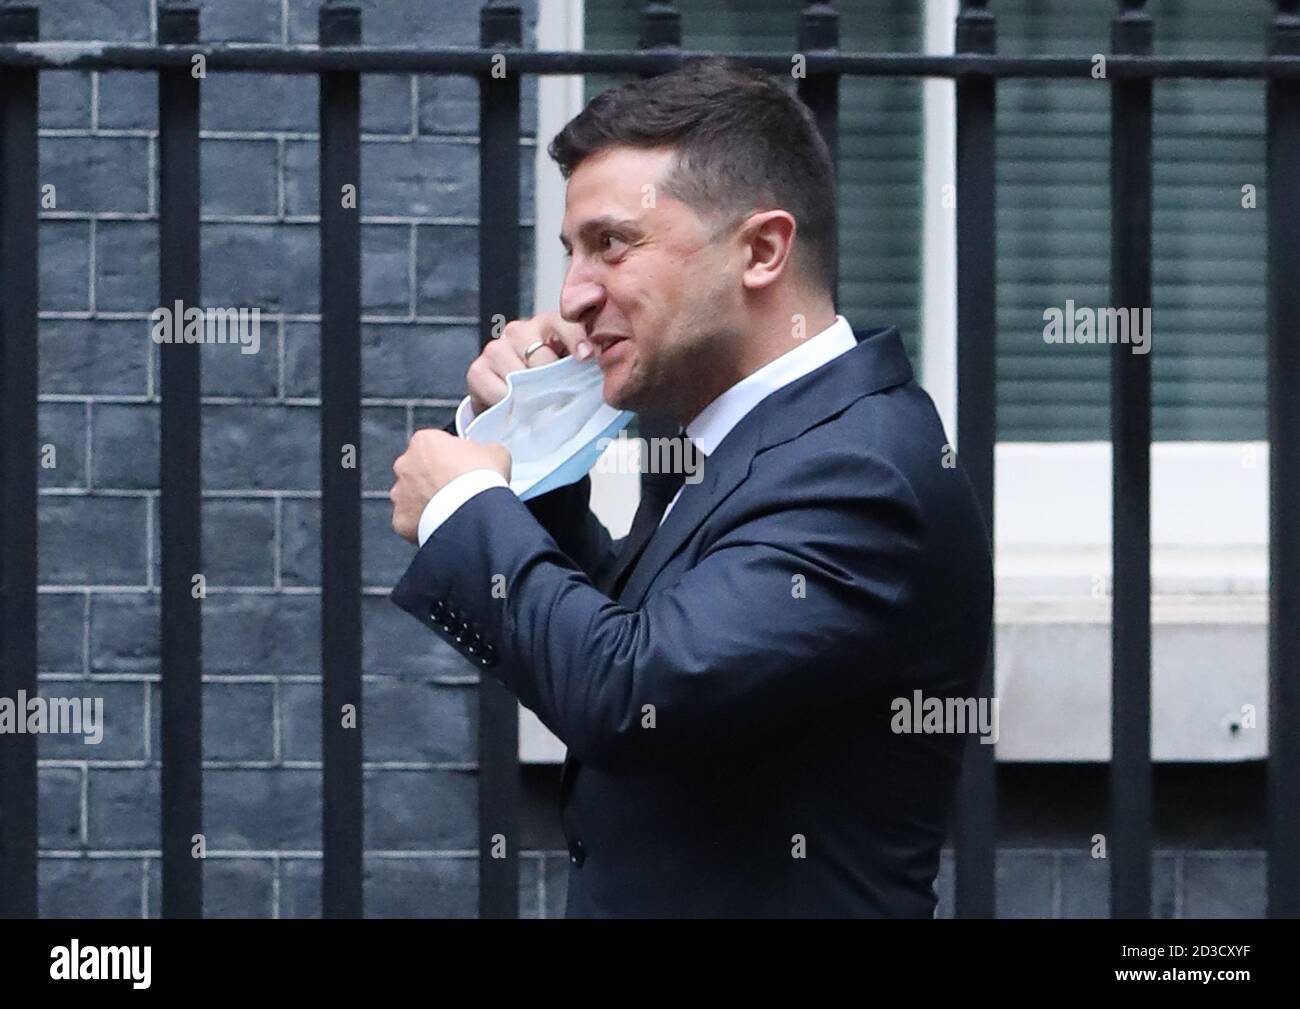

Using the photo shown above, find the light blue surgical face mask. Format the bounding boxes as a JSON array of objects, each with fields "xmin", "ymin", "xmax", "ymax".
[{"xmin": 462, "ymin": 354, "xmax": 634, "ymax": 501}]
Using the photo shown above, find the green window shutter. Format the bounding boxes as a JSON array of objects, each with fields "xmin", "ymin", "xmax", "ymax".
[{"xmin": 995, "ymin": 0, "xmax": 1268, "ymax": 440}]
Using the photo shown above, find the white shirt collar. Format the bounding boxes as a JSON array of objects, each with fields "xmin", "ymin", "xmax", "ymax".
[{"xmin": 684, "ymin": 314, "xmax": 857, "ymax": 457}]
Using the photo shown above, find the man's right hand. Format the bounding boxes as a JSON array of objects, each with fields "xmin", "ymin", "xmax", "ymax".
[{"xmin": 465, "ymin": 311, "xmax": 593, "ymax": 416}]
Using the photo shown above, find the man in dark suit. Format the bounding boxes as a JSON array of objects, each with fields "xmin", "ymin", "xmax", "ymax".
[{"xmin": 388, "ymin": 57, "xmax": 992, "ymax": 917}]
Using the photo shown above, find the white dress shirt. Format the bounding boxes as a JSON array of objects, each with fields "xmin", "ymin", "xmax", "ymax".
[{"xmin": 417, "ymin": 314, "xmax": 858, "ymax": 546}]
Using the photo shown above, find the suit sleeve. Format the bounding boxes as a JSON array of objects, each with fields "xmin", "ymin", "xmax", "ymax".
[
  {"xmin": 390, "ymin": 443, "xmax": 923, "ymax": 771},
  {"xmin": 521, "ymin": 474, "xmax": 622, "ymax": 589}
]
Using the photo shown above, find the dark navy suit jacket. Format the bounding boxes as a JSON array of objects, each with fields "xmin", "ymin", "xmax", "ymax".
[{"xmin": 391, "ymin": 324, "xmax": 993, "ymax": 917}]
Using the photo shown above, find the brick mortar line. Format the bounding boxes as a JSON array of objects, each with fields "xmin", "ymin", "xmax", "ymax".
[
  {"xmin": 273, "ymin": 493, "xmax": 284, "ymax": 591},
  {"xmin": 271, "ymin": 676, "xmax": 282, "ymax": 764},
  {"xmin": 39, "ymin": 313, "xmax": 484, "ymax": 326},
  {"xmin": 276, "ymin": 309, "xmax": 287, "ymax": 396},
  {"xmin": 39, "ymin": 591, "xmax": 433, "ymax": 601},
  {"xmin": 39, "ymin": 849, "xmax": 484, "ymax": 859},
  {"xmin": 275, "ymin": 134, "xmax": 286, "ymax": 220},
  {"xmin": 87, "ymin": 216, "xmax": 97, "ymax": 311},
  {"xmin": 146, "ymin": 131, "xmax": 156, "ymax": 215},
  {"xmin": 40, "ymin": 126, "xmax": 538, "ymax": 140},
  {"xmin": 139, "ymin": 856, "xmax": 149, "ymax": 917},
  {"xmin": 81, "ymin": 399, "xmax": 93, "ymax": 508},
  {"xmin": 38, "ymin": 488, "xmax": 423, "ymax": 499},
  {"xmin": 271, "ymin": 851, "xmax": 281, "ymax": 919},
  {"xmin": 36, "ymin": 586, "xmax": 435, "ymax": 598},
  {"xmin": 39, "ymin": 213, "xmax": 539, "ymax": 225},
  {"xmin": 79, "ymin": 764, "xmax": 89, "ymax": 847},
  {"xmin": 37, "ymin": 761, "xmax": 480, "ymax": 771},
  {"xmin": 34, "ymin": 672, "xmax": 477, "ymax": 684},
  {"xmin": 30, "ymin": 674, "xmax": 482, "ymax": 688},
  {"xmin": 81, "ymin": 591, "xmax": 92, "ymax": 679},
  {"xmin": 36, "ymin": 395, "xmax": 466, "ymax": 405},
  {"xmin": 141, "ymin": 673, "xmax": 152, "ymax": 763}
]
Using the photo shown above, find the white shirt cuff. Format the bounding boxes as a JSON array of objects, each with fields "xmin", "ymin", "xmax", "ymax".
[
  {"xmin": 417, "ymin": 469, "xmax": 510, "ymax": 546},
  {"xmin": 454, "ymin": 396, "xmax": 478, "ymax": 437}
]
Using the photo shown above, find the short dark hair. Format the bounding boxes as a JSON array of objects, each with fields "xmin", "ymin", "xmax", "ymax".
[{"xmin": 548, "ymin": 57, "xmax": 837, "ymax": 296}]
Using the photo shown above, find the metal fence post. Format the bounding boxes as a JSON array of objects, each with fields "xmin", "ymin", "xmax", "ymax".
[
  {"xmin": 631, "ymin": 2, "xmax": 687, "ymax": 572},
  {"xmin": 157, "ymin": 0, "xmax": 204, "ymax": 921},
  {"xmin": 156, "ymin": 0, "xmax": 205, "ymax": 922},
  {"xmin": 478, "ymin": 0, "xmax": 524, "ymax": 920},
  {"xmin": 953, "ymin": 0, "xmax": 998, "ymax": 920},
  {"xmin": 797, "ymin": 1, "xmax": 840, "ymax": 304},
  {"xmin": 1266, "ymin": 0, "xmax": 1300, "ymax": 921},
  {"xmin": 319, "ymin": 0, "xmax": 364, "ymax": 920},
  {"xmin": 1108, "ymin": 0, "xmax": 1155, "ymax": 921},
  {"xmin": 0, "ymin": 0, "xmax": 40, "ymax": 921}
]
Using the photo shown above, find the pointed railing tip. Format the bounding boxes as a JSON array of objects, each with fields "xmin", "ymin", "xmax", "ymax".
[
  {"xmin": 158, "ymin": 1, "xmax": 199, "ymax": 45},
  {"xmin": 0, "ymin": 0, "xmax": 38, "ymax": 43},
  {"xmin": 319, "ymin": 0, "xmax": 361, "ymax": 47}
]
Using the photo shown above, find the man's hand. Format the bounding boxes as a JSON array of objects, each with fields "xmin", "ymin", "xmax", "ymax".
[
  {"xmin": 389, "ymin": 430, "xmax": 512, "ymax": 543},
  {"xmin": 391, "ymin": 310, "xmax": 582, "ymax": 543},
  {"xmin": 466, "ymin": 310, "xmax": 592, "ymax": 416}
]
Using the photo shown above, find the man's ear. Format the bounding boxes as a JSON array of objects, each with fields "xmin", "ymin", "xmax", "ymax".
[{"xmin": 740, "ymin": 210, "xmax": 797, "ymax": 291}]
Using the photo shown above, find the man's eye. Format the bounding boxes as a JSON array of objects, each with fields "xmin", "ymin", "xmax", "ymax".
[{"xmin": 600, "ymin": 233, "xmax": 628, "ymax": 255}]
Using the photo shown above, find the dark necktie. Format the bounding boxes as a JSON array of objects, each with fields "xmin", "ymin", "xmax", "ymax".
[{"xmin": 606, "ymin": 432, "xmax": 694, "ymax": 597}]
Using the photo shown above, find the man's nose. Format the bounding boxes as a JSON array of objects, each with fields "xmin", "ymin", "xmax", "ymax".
[{"xmin": 558, "ymin": 265, "xmax": 604, "ymax": 325}]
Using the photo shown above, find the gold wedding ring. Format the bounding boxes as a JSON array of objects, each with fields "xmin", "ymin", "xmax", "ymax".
[{"xmin": 523, "ymin": 338, "xmax": 547, "ymax": 364}]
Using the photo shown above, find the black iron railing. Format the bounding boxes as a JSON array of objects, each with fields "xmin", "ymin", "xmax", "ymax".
[{"xmin": 0, "ymin": 0, "xmax": 1296, "ymax": 919}]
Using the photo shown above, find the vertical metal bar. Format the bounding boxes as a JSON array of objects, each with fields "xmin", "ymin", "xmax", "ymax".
[
  {"xmin": 797, "ymin": 2, "xmax": 840, "ymax": 305},
  {"xmin": 319, "ymin": 0, "xmax": 364, "ymax": 919},
  {"xmin": 157, "ymin": 0, "xmax": 203, "ymax": 920},
  {"xmin": 1267, "ymin": 0, "xmax": 1300, "ymax": 920},
  {"xmin": 638, "ymin": 1, "xmax": 679, "ymax": 54},
  {"xmin": 633, "ymin": 3, "xmax": 683, "ymax": 464},
  {"xmin": 952, "ymin": 0, "xmax": 997, "ymax": 920},
  {"xmin": 0, "ymin": 0, "xmax": 40, "ymax": 920},
  {"xmin": 1109, "ymin": 0, "xmax": 1153, "ymax": 920},
  {"xmin": 477, "ymin": 0, "xmax": 523, "ymax": 920}
]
